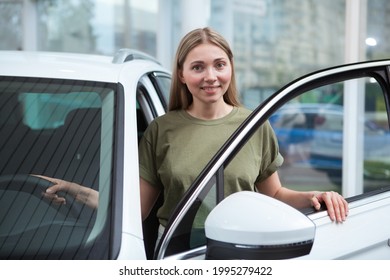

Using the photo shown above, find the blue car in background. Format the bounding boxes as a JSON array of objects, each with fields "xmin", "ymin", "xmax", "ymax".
[{"xmin": 269, "ymin": 103, "xmax": 390, "ymax": 182}]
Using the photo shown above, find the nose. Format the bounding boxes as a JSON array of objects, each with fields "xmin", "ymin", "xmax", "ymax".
[{"xmin": 204, "ymin": 67, "xmax": 217, "ymax": 82}]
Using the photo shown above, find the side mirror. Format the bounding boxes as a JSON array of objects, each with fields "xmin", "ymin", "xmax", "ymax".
[{"xmin": 205, "ymin": 191, "xmax": 315, "ymax": 260}]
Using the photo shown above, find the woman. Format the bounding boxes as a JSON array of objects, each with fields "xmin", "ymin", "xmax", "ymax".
[
  {"xmin": 139, "ymin": 27, "xmax": 348, "ymax": 231},
  {"xmin": 42, "ymin": 27, "xmax": 348, "ymax": 228}
]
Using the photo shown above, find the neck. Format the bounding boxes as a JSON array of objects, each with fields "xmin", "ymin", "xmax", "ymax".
[{"xmin": 186, "ymin": 102, "xmax": 234, "ymax": 120}]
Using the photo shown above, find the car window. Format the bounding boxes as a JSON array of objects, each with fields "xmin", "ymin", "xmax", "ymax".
[
  {"xmin": 150, "ymin": 72, "xmax": 171, "ymax": 111},
  {"xmin": 271, "ymin": 77, "xmax": 389, "ymax": 194},
  {"xmin": 157, "ymin": 173, "xmax": 219, "ymax": 259},
  {"xmin": 135, "ymin": 73, "xmax": 170, "ymax": 141},
  {"xmin": 158, "ymin": 65, "xmax": 390, "ymax": 260},
  {"xmin": 0, "ymin": 76, "xmax": 117, "ymax": 259}
]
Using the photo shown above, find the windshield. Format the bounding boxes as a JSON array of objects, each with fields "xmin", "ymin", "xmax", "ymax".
[{"xmin": 0, "ymin": 76, "xmax": 116, "ymax": 259}]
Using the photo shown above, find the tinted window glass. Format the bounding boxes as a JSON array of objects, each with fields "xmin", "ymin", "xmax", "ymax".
[
  {"xmin": 150, "ymin": 73, "xmax": 171, "ymax": 111},
  {"xmin": 0, "ymin": 77, "xmax": 116, "ymax": 259},
  {"xmin": 160, "ymin": 174, "xmax": 218, "ymax": 258}
]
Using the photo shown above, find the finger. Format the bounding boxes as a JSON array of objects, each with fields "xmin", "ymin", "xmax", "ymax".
[
  {"xmin": 337, "ymin": 198, "xmax": 346, "ymax": 222},
  {"xmin": 322, "ymin": 192, "xmax": 336, "ymax": 221},
  {"xmin": 32, "ymin": 174, "xmax": 61, "ymax": 193},
  {"xmin": 45, "ymin": 183, "xmax": 64, "ymax": 193},
  {"xmin": 41, "ymin": 192, "xmax": 66, "ymax": 205},
  {"xmin": 332, "ymin": 192, "xmax": 349, "ymax": 222},
  {"xmin": 311, "ymin": 195, "xmax": 321, "ymax": 210},
  {"xmin": 330, "ymin": 192, "xmax": 343, "ymax": 223},
  {"xmin": 340, "ymin": 196, "xmax": 349, "ymax": 220},
  {"xmin": 32, "ymin": 174, "xmax": 55, "ymax": 183}
]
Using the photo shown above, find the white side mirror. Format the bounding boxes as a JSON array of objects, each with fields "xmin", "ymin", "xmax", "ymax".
[{"xmin": 205, "ymin": 191, "xmax": 315, "ymax": 259}]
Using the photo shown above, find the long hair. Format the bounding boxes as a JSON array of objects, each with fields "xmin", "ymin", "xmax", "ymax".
[{"xmin": 168, "ymin": 27, "xmax": 241, "ymax": 111}]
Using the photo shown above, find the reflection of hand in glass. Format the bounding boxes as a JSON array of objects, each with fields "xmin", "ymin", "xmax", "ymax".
[{"xmin": 34, "ymin": 175, "xmax": 99, "ymax": 209}]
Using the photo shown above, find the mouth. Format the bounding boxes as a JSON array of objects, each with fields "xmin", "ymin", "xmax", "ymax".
[{"xmin": 201, "ymin": 85, "xmax": 221, "ymax": 92}]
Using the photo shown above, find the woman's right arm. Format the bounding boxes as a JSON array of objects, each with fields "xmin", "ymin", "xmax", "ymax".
[{"xmin": 140, "ymin": 177, "xmax": 161, "ymax": 221}]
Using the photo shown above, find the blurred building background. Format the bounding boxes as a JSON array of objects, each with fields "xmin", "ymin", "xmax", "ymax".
[{"xmin": 1, "ymin": 0, "xmax": 389, "ymax": 107}]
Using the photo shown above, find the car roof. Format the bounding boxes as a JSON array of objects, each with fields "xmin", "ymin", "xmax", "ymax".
[{"xmin": 0, "ymin": 49, "xmax": 168, "ymax": 83}]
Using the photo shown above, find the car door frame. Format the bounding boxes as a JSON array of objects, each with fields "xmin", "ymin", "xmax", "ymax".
[{"xmin": 155, "ymin": 60, "xmax": 390, "ymax": 260}]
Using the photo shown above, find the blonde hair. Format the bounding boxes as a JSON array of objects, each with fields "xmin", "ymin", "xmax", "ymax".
[{"xmin": 168, "ymin": 27, "xmax": 241, "ymax": 111}]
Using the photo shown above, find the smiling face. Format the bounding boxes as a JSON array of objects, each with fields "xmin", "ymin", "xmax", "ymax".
[{"xmin": 179, "ymin": 43, "xmax": 232, "ymax": 107}]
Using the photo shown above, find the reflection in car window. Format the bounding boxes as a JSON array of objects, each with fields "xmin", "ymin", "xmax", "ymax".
[
  {"xmin": 270, "ymin": 77, "xmax": 389, "ymax": 195},
  {"xmin": 19, "ymin": 91, "xmax": 101, "ymax": 129},
  {"xmin": 150, "ymin": 73, "xmax": 171, "ymax": 111},
  {"xmin": 159, "ymin": 175, "xmax": 218, "ymax": 258},
  {"xmin": 0, "ymin": 77, "xmax": 116, "ymax": 259}
]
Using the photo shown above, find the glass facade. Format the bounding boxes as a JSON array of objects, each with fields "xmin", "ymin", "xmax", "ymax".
[
  {"xmin": 366, "ymin": 0, "xmax": 390, "ymax": 60},
  {"xmin": 2, "ymin": 0, "xmax": 390, "ymax": 104},
  {"xmin": 0, "ymin": 1, "xmax": 23, "ymax": 50},
  {"xmin": 209, "ymin": 0, "xmax": 346, "ymax": 108},
  {"xmin": 33, "ymin": 0, "xmax": 158, "ymax": 55}
]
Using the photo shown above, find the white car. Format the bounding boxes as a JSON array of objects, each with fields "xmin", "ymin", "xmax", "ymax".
[{"xmin": 0, "ymin": 51, "xmax": 390, "ymax": 260}]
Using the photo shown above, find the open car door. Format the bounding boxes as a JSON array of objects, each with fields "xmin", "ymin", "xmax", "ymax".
[{"xmin": 156, "ymin": 60, "xmax": 390, "ymax": 260}]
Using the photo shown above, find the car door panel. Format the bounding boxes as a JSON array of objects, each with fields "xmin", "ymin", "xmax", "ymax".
[{"xmin": 305, "ymin": 190, "xmax": 390, "ymax": 259}]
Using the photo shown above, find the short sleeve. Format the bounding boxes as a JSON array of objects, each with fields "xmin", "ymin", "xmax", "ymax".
[
  {"xmin": 255, "ymin": 121, "xmax": 284, "ymax": 183},
  {"xmin": 255, "ymin": 153, "xmax": 284, "ymax": 183}
]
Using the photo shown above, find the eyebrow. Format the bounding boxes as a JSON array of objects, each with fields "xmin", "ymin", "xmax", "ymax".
[{"xmin": 189, "ymin": 57, "xmax": 227, "ymax": 65}]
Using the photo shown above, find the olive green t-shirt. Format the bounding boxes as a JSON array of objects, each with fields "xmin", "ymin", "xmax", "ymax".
[{"xmin": 138, "ymin": 107, "xmax": 283, "ymax": 226}]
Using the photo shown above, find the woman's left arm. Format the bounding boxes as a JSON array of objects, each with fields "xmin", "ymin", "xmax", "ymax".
[{"xmin": 255, "ymin": 172, "xmax": 349, "ymax": 223}]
